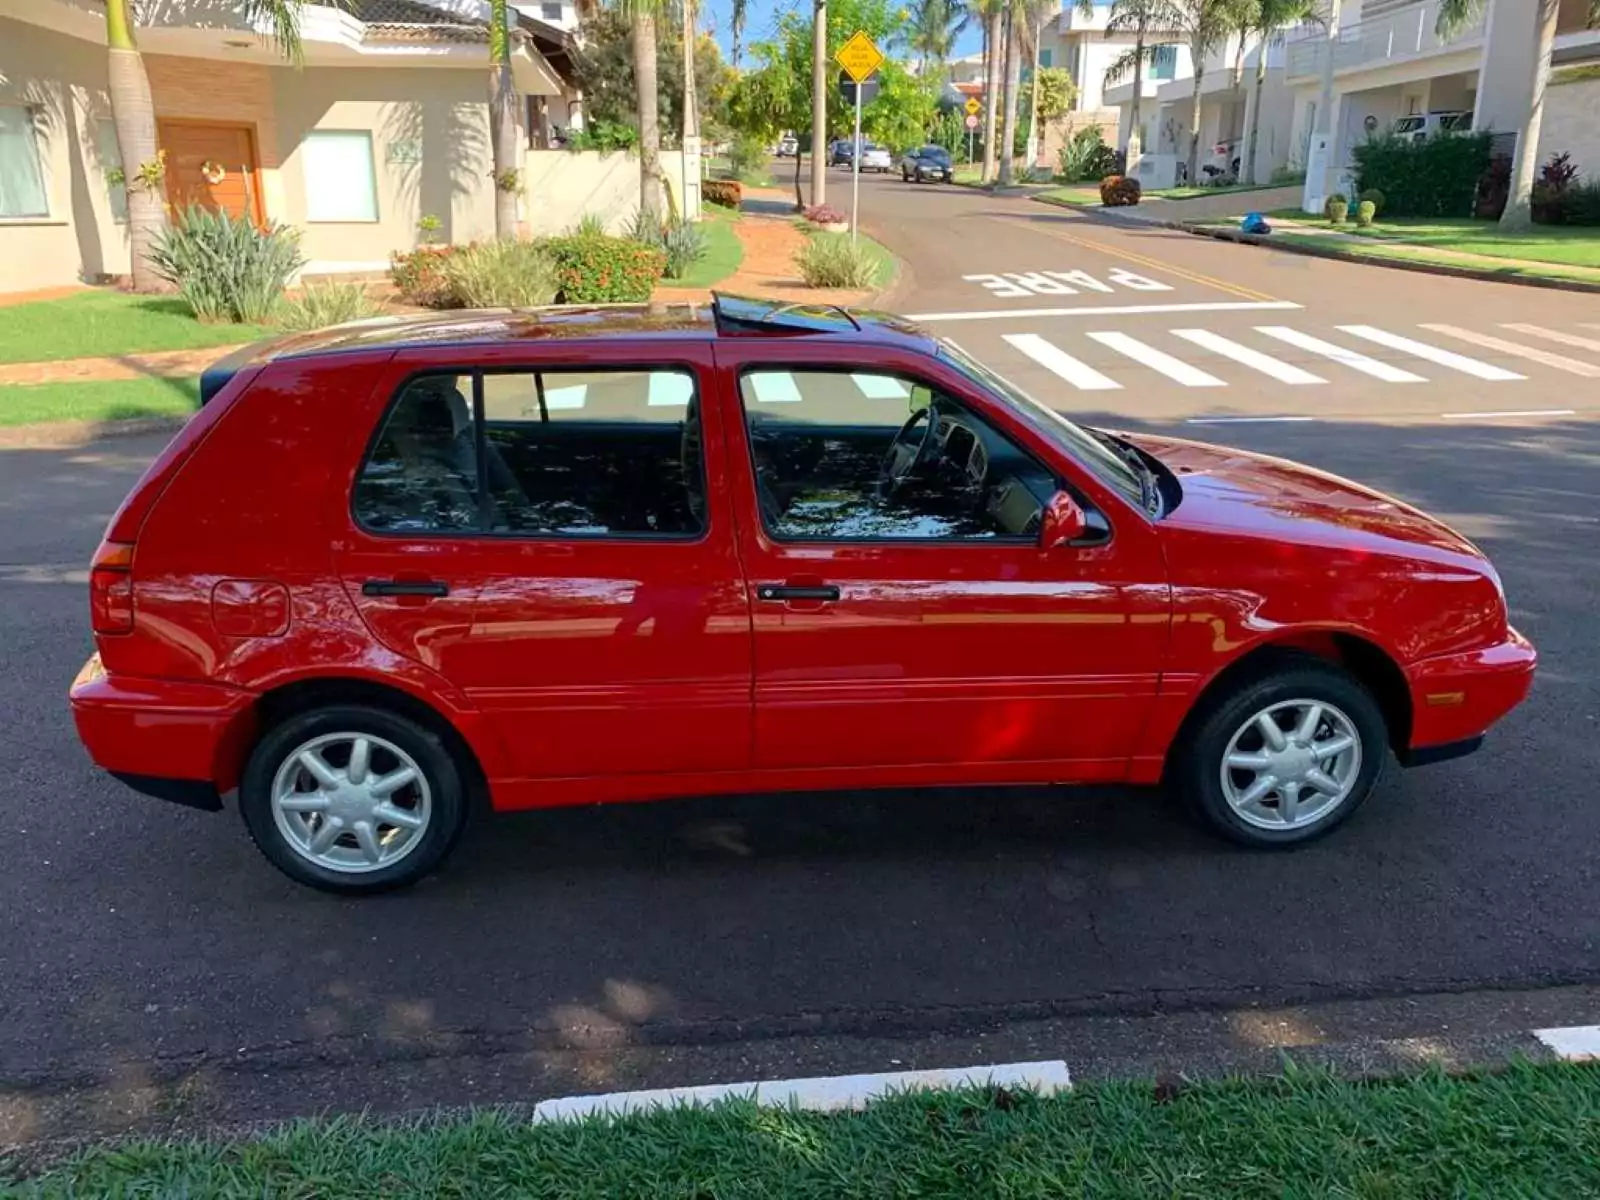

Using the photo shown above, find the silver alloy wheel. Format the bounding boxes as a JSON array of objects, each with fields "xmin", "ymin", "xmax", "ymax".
[
  {"xmin": 1219, "ymin": 699, "xmax": 1363, "ymax": 831},
  {"xmin": 270, "ymin": 732, "xmax": 432, "ymax": 874}
]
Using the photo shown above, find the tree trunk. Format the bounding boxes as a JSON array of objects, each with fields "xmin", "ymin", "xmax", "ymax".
[
  {"xmin": 998, "ymin": 5, "xmax": 1022, "ymax": 184},
  {"xmin": 794, "ymin": 146, "xmax": 806, "ymax": 211},
  {"xmin": 1242, "ymin": 31, "xmax": 1267, "ymax": 184},
  {"xmin": 1499, "ymin": 0, "xmax": 1559, "ymax": 231},
  {"xmin": 982, "ymin": 5, "xmax": 1003, "ymax": 181},
  {"xmin": 1024, "ymin": 11, "xmax": 1041, "ymax": 170},
  {"xmin": 1186, "ymin": 55, "xmax": 1204, "ymax": 185},
  {"xmin": 810, "ymin": 0, "xmax": 828, "ymax": 207},
  {"xmin": 489, "ymin": 0, "xmax": 520, "ymax": 239},
  {"xmin": 682, "ymin": 0, "xmax": 698, "ymax": 219},
  {"xmin": 634, "ymin": 11, "xmax": 664, "ymax": 219},
  {"xmin": 1127, "ymin": 29, "xmax": 1145, "ymax": 166},
  {"xmin": 105, "ymin": 0, "xmax": 167, "ymax": 293}
]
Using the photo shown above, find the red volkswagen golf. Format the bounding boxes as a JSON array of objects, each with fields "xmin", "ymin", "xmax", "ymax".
[{"xmin": 70, "ymin": 297, "xmax": 1536, "ymax": 893}]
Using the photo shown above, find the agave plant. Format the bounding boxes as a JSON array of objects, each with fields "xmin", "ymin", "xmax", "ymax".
[{"xmin": 149, "ymin": 206, "xmax": 305, "ymax": 324}]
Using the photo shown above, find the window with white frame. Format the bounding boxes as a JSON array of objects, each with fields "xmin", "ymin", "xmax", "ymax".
[
  {"xmin": 0, "ymin": 105, "xmax": 50, "ymax": 219},
  {"xmin": 302, "ymin": 130, "xmax": 379, "ymax": 222}
]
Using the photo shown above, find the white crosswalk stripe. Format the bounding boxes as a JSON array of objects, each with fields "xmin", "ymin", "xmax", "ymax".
[
  {"xmin": 1170, "ymin": 329, "xmax": 1326, "ymax": 385},
  {"xmin": 1421, "ymin": 324, "xmax": 1600, "ymax": 377},
  {"xmin": 1086, "ymin": 331, "xmax": 1226, "ymax": 388},
  {"xmin": 1002, "ymin": 333, "xmax": 1121, "ymax": 390},
  {"xmin": 1497, "ymin": 324, "xmax": 1600, "ymax": 357},
  {"xmin": 1253, "ymin": 327, "xmax": 1426, "ymax": 383},
  {"xmin": 1337, "ymin": 325, "xmax": 1526, "ymax": 381}
]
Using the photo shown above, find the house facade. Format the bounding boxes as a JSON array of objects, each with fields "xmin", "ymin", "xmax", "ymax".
[{"xmin": 0, "ymin": 0, "xmax": 690, "ymax": 295}]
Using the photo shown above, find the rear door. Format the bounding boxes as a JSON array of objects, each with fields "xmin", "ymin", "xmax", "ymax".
[{"xmin": 336, "ymin": 340, "xmax": 753, "ymax": 781}]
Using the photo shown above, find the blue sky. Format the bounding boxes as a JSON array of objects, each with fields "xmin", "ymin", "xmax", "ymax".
[{"xmin": 702, "ymin": 0, "xmax": 987, "ymax": 64}]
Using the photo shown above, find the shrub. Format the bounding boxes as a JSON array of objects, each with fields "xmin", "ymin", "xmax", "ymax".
[
  {"xmin": 391, "ymin": 244, "xmax": 465, "ymax": 308},
  {"xmin": 1270, "ymin": 165, "xmax": 1307, "ymax": 186},
  {"xmin": 1532, "ymin": 152, "xmax": 1580, "ymax": 223},
  {"xmin": 1352, "ymin": 131, "xmax": 1491, "ymax": 217},
  {"xmin": 148, "ymin": 205, "xmax": 304, "ymax": 324},
  {"xmin": 569, "ymin": 212, "xmax": 608, "ymax": 238},
  {"xmin": 703, "ymin": 179, "xmax": 743, "ymax": 208},
  {"xmin": 803, "ymin": 203, "xmax": 847, "ymax": 225},
  {"xmin": 1057, "ymin": 127, "xmax": 1118, "ymax": 182},
  {"xmin": 440, "ymin": 240, "xmax": 559, "ymax": 307},
  {"xmin": 727, "ymin": 133, "xmax": 767, "ymax": 180},
  {"xmin": 1099, "ymin": 175, "xmax": 1141, "ymax": 206},
  {"xmin": 1355, "ymin": 200, "xmax": 1377, "ymax": 227},
  {"xmin": 1358, "ymin": 188, "xmax": 1385, "ymax": 217},
  {"xmin": 1558, "ymin": 180, "xmax": 1600, "ymax": 226},
  {"xmin": 273, "ymin": 280, "xmax": 382, "ymax": 331},
  {"xmin": 628, "ymin": 210, "xmax": 708, "ymax": 280},
  {"xmin": 1475, "ymin": 154, "xmax": 1512, "ymax": 218},
  {"xmin": 545, "ymin": 234, "xmax": 665, "ymax": 302},
  {"xmin": 565, "ymin": 120, "xmax": 638, "ymax": 153},
  {"xmin": 794, "ymin": 232, "xmax": 878, "ymax": 289},
  {"xmin": 1325, "ymin": 193, "xmax": 1349, "ymax": 224}
]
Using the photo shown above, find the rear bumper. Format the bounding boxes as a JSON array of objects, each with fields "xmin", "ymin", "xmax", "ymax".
[
  {"xmin": 1403, "ymin": 626, "xmax": 1536, "ymax": 763},
  {"xmin": 70, "ymin": 655, "xmax": 257, "ymax": 808}
]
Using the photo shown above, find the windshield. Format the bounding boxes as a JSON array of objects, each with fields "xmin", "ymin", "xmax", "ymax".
[
  {"xmin": 922, "ymin": 146, "xmax": 951, "ymax": 160},
  {"xmin": 938, "ymin": 339, "xmax": 1151, "ymax": 512}
]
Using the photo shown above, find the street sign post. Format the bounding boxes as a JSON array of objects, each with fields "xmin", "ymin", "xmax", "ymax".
[
  {"xmin": 964, "ymin": 112, "xmax": 979, "ymax": 163},
  {"xmin": 834, "ymin": 30, "xmax": 883, "ymax": 244},
  {"xmin": 964, "ymin": 97, "xmax": 981, "ymax": 116}
]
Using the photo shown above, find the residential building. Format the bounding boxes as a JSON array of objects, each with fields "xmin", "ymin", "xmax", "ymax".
[
  {"xmin": 1284, "ymin": 0, "xmax": 1600, "ymax": 205},
  {"xmin": 1036, "ymin": 1, "xmax": 1192, "ymax": 114},
  {"xmin": 0, "ymin": 0, "xmax": 691, "ymax": 294}
]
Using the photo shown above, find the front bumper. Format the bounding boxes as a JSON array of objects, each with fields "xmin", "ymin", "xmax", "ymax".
[
  {"xmin": 1403, "ymin": 627, "xmax": 1536, "ymax": 764},
  {"xmin": 70, "ymin": 655, "xmax": 257, "ymax": 809}
]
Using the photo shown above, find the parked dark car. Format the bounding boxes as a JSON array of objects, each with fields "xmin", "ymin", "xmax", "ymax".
[
  {"xmin": 901, "ymin": 145, "xmax": 954, "ymax": 183},
  {"xmin": 829, "ymin": 139, "xmax": 856, "ymax": 167}
]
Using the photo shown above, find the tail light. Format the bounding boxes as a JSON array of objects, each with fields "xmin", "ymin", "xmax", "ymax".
[{"xmin": 90, "ymin": 539, "xmax": 136, "ymax": 634}]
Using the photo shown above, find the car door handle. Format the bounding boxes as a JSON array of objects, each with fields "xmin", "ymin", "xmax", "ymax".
[
  {"xmin": 362, "ymin": 579, "xmax": 449, "ymax": 598},
  {"xmin": 756, "ymin": 584, "xmax": 840, "ymax": 602}
]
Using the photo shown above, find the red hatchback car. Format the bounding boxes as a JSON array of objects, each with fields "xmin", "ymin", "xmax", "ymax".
[{"xmin": 71, "ymin": 297, "xmax": 1536, "ymax": 893}]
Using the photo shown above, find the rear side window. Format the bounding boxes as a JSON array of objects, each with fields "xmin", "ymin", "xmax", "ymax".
[{"xmin": 353, "ymin": 367, "xmax": 705, "ymax": 538}]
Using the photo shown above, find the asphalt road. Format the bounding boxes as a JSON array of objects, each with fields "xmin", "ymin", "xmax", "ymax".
[{"xmin": 3, "ymin": 177, "xmax": 1599, "ymax": 1142}]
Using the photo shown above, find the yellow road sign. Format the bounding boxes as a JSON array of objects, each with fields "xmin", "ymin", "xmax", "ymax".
[
  {"xmin": 964, "ymin": 97, "xmax": 981, "ymax": 116},
  {"xmin": 835, "ymin": 30, "xmax": 885, "ymax": 83}
]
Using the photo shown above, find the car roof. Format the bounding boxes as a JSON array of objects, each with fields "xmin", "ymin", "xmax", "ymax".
[{"xmin": 237, "ymin": 293, "xmax": 937, "ymax": 364}]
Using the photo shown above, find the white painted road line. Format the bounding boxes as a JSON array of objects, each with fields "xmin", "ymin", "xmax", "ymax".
[
  {"xmin": 1003, "ymin": 333, "xmax": 1121, "ymax": 390},
  {"xmin": 1338, "ymin": 325, "xmax": 1526, "ymax": 381},
  {"xmin": 1088, "ymin": 331, "xmax": 1226, "ymax": 388},
  {"xmin": 1534, "ymin": 1026, "xmax": 1600, "ymax": 1061},
  {"xmin": 531, "ymin": 1061, "xmax": 1074, "ymax": 1122},
  {"xmin": 904, "ymin": 300, "xmax": 1303, "ymax": 322},
  {"xmin": 1187, "ymin": 416, "xmax": 1316, "ymax": 424},
  {"xmin": 1171, "ymin": 329, "xmax": 1326, "ymax": 385},
  {"xmin": 1440, "ymin": 409, "xmax": 1577, "ymax": 420},
  {"xmin": 1254, "ymin": 327, "xmax": 1426, "ymax": 383},
  {"xmin": 1500, "ymin": 323, "xmax": 1600, "ymax": 354},
  {"xmin": 1422, "ymin": 324, "xmax": 1600, "ymax": 377}
]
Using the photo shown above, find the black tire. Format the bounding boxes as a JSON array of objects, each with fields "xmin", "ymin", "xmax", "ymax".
[
  {"xmin": 1172, "ymin": 658, "xmax": 1388, "ymax": 848},
  {"xmin": 902, "ymin": 168, "xmax": 910, "ymax": 180},
  {"xmin": 239, "ymin": 703, "xmax": 469, "ymax": 894}
]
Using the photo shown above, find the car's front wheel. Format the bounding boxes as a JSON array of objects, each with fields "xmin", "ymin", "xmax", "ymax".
[
  {"xmin": 239, "ymin": 704, "xmax": 469, "ymax": 893},
  {"xmin": 1172, "ymin": 659, "xmax": 1387, "ymax": 847}
]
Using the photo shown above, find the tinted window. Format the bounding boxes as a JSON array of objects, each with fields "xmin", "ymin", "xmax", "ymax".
[
  {"xmin": 354, "ymin": 368, "xmax": 705, "ymax": 538},
  {"xmin": 740, "ymin": 369, "xmax": 1055, "ymax": 542},
  {"xmin": 481, "ymin": 368, "xmax": 704, "ymax": 537},
  {"xmin": 355, "ymin": 375, "xmax": 481, "ymax": 533}
]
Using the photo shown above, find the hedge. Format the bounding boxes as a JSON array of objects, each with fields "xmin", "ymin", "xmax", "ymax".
[
  {"xmin": 544, "ymin": 234, "xmax": 666, "ymax": 303},
  {"xmin": 1352, "ymin": 132, "xmax": 1491, "ymax": 218}
]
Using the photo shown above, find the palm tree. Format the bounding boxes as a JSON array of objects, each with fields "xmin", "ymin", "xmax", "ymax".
[
  {"xmin": 980, "ymin": 0, "xmax": 1006, "ymax": 180},
  {"xmin": 1437, "ymin": 0, "xmax": 1596, "ymax": 230},
  {"xmin": 1237, "ymin": 0, "xmax": 1320, "ymax": 184},
  {"xmin": 614, "ymin": 0, "xmax": 667, "ymax": 218},
  {"xmin": 904, "ymin": 0, "xmax": 969, "ymax": 71},
  {"xmin": 1088, "ymin": 0, "xmax": 1183, "ymax": 166},
  {"xmin": 730, "ymin": 0, "xmax": 749, "ymax": 67},
  {"xmin": 1173, "ymin": 0, "xmax": 1251, "ymax": 185},
  {"xmin": 997, "ymin": 2, "xmax": 1023, "ymax": 183},
  {"xmin": 104, "ymin": 0, "xmax": 325, "ymax": 291},
  {"xmin": 488, "ymin": 0, "xmax": 520, "ymax": 239},
  {"xmin": 1019, "ymin": 0, "xmax": 1055, "ymax": 172},
  {"xmin": 811, "ymin": 0, "xmax": 829, "ymax": 206}
]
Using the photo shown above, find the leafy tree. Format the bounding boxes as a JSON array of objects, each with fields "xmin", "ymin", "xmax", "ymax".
[
  {"xmin": 573, "ymin": 10, "xmax": 734, "ymax": 142},
  {"xmin": 863, "ymin": 60, "xmax": 942, "ymax": 151},
  {"xmin": 102, "ymin": 0, "xmax": 329, "ymax": 291},
  {"xmin": 1236, "ymin": 0, "xmax": 1320, "ymax": 184},
  {"xmin": 1171, "ymin": 0, "xmax": 1253, "ymax": 184},
  {"xmin": 1437, "ymin": 0, "xmax": 1598, "ymax": 229},
  {"xmin": 1089, "ymin": 0, "xmax": 1183, "ymax": 164}
]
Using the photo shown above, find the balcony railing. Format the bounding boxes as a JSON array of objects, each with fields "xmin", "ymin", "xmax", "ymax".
[{"xmin": 1285, "ymin": 0, "xmax": 1485, "ymax": 79}]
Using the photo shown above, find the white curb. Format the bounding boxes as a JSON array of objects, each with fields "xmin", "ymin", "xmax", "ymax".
[
  {"xmin": 1533, "ymin": 1025, "xmax": 1600, "ymax": 1061},
  {"xmin": 531, "ymin": 1060, "xmax": 1073, "ymax": 1123}
]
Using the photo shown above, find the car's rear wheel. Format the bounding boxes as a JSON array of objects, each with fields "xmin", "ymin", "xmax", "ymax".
[
  {"xmin": 239, "ymin": 704, "xmax": 469, "ymax": 894},
  {"xmin": 1173, "ymin": 660, "xmax": 1387, "ymax": 847}
]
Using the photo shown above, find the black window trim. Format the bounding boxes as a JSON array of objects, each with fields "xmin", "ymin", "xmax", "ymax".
[
  {"xmin": 351, "ymin": 364, "xmax": 712, "ymax": 545},
  {"xmin": 735, "ymin": 363, "xmax": 1079, "ymax": 549}
]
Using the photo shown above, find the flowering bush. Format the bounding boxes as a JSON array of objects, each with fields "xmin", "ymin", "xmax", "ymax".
[
  {"xmin": 544, "ymin": 234, "xmax": 666, "ymax": 303},
  {"xmin": 391, "ymin": 244, "xmax": 466, "ymax": 308},
  {"xmin": 804, "ymin": 204, "xmax": 847, "ymax": 225},
  {"xmin": 704, "ymin": 179, "xmax": 742, "ymax": 208},
  {"xmin": 1098, "ymin": 175, "xmax": 1142, "ymax": 207}
]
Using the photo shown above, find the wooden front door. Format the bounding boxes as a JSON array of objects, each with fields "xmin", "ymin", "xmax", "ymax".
[{"xmin": 159, "ymin": 121, "xmax": 263, "ymax": 225}]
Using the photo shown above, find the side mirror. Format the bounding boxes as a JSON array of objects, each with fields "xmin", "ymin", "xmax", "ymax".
[{"xmin": 1040, "ymin": 490, "xmax": 1108, "ymax": 549}]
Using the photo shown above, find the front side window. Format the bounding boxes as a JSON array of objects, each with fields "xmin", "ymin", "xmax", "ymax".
[
  {"xmin": 740, "ymin": 369, "xmax": 1057, "ymax": 542},
  {"xmin": 0, "ymin": 106, "xmax": 50, "ymax": 219},
  {"xmin": 303, "ymin": 130, "xmax": 379, "ymax": 222},
  {"xmin": 354, "ymin": 368, "xmax": 705, "ymax": 538},
  {"xmin": 1150, "ymin": 45, "xmax": 1178, "ymax": 81}
]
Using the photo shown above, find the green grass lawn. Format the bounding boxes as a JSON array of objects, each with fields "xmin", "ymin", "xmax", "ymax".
[
  {"xmin": 1149, "ymin": 182, "xmax": 1292, "ymax": 200},
  {"xmin": 0, "ymin": 377, "xmax": 200, "ymax": 427},
  {"xmin": 859, "ymin": 232, "xmax": 897, "ymax": 289},
  {"xmin": 669, "ymin": 206, "xmax": 744, "ymax": 288},
  {"xmin": 12, "ymin": 1063, "xmax": 1600, "ymax": 1197},
  {"xmin": 1036, "ymin": 185, "xmax": 1103, "ymax": 206},
  {"xmin": 0, "ymin": 290, "xmax": 268, "ymax": 365},
  {"xmin": 1240, "ymin": 211, "xmax": 1600, "ymax": 270},
  {"xmin": 706, "ymin": 154, "xmax": 775, "ymax": 188}
]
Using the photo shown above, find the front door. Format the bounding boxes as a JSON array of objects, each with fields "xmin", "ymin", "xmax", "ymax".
[
  {"xmin": 720, "ymin": 350, "xmax": 1170, "ymax": 779},
  {"xmin": 159, "ymin": 120, "xmax": 263, "ymax": 225},
  {"xmin": 338, "ymin": 345, "xmax": 753, "ymax": 784}
]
